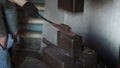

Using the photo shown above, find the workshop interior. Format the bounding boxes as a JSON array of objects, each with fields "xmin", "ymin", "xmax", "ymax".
[{"xmin": 0, "ymin": 0, "xmax": 120, "ymax": 68}]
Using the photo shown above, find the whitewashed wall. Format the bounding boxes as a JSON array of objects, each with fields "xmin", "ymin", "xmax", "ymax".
[
  {"xmin": 44, "ymin": 0, "xmax": 120, "ymax": 68},
  {"xmin": 86, "ymin": 0, "xmax": 120, "ymax": 68}
]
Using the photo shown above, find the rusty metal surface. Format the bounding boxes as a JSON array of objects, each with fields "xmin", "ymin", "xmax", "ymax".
[
  {"xmin": 42, "ymin": 45, "xmax": 80, "ymax": 68},
  {"xmin": 57, "ymin": 31, "xmax": 82, "ymax": 58},
  {"xmin": 76, "ymin": 47, "xmax": 97, "ymax": 68},
  {"xmin": 58, "ymin": 0, "xmax": 84, "ymax": 12},
  {"xmin": 19, "ymin": 57, "xmax": 50, "ymax": 68},
  {"xmin": 13, "ymin": 51, "xmax": 50, "ymax": 68}
]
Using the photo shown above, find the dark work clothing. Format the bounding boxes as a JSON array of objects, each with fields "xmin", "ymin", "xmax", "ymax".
[
  {"xmin": 0, "ymin": 5, "xmax": 7, "ymax": 38},
  {"xmin": 3, "ymin": 2, "xmax": 18, "ymax": 34},
  {"xmin": 0, "ymin": 3, "xmax": 16, "ymax": 68},
  {"xmin": 0, "ymin": 3, "xmax": 17, "ymax": 38},
  {"xmin": 23, "ymin": 2, "xmax": 40, "ymax": 18}
]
